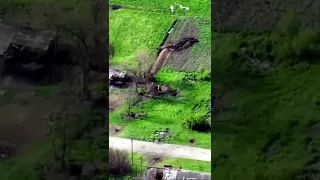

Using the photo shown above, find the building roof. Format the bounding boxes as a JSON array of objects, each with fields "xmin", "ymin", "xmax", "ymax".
[
  {"xmin": 11, "ymin": 26, "xmax": 56, "ymax": 51},
  {"xmin": 0, "ymin": 22, "xmax": 56, "ymax": 55},
  {"xmin": 144, "ymin": 167, "xmax": 211, "ymax": 180},
  {"xmin": 0, "ymin": 23, "xmax": 17, "ymax": 55}
]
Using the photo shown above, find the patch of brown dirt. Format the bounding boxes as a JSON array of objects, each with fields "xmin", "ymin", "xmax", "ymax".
[
  {"xmin": 109, "ymin": 125, "xmax": 123, "ymax": 136},
  {"xmin": 109, "ymin": 94, "xmax": 127, "ymax": 111},
  {"xmin": 149, "ymin": 49, "xmax": 171, "ymax": 75}
]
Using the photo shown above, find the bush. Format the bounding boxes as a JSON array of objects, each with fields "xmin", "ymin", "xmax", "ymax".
[
  {"xmin": 196, "ymin": 65, "xmax": 211, "ymax": 81},
  {"xmin": 196, "ymin": 71, "xmax": 211, "ymax": 81},
  {"xmin": 137, "ymin": 87, "xmax": 146, "ymax": 95},
  {"xmin": 184, "ymin": 115, "xmax": 211, "ymax": 132},
  {"xmin": 109, "ymin": 148, "xmax": 132, "ymax": 179}
]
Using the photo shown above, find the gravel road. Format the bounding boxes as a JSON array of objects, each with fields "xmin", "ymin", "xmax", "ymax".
[{"xmin": 109, "ymin": 137, "xmax": 211, "ymax": 162}]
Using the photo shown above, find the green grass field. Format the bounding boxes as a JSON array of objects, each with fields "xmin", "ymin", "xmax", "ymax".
[{"xmin": 211, "ymin": 30, "xmax": 320, "ymax": 179}]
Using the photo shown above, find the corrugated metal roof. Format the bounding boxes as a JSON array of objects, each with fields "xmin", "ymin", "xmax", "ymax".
[
  {"xmin": 12, "ymin": 26, "xmax": 56, "ymax": 51},
  {"xmin": 0, "ymin": 23, "xmax": 17, "ymax": 54},
  {"xmin": 0, "ymin": 22, "xmax": 56, "ymax": 54}
]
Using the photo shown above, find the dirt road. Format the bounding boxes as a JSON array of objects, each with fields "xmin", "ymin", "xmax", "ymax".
[{"xmin": 109, "ymin": 137, "xmax": 211, "ymax": 162}]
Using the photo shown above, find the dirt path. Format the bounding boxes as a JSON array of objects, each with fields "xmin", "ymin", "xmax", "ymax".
[
  {"xmin": 109, "ymin": 137, "xmax": 211, "ymax": 162},
  {"xmin": 149, "ymin": 48, "xmax": 171, "ymax": 75}
]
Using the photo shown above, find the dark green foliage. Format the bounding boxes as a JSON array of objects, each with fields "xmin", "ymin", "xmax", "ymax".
[{"xmin": 184, "ymin": 115, "xmax": 211, "ymax": 132}]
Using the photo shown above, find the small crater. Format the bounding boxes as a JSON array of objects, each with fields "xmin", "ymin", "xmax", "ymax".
[{"xmin": 111, "ymin": 4, "xmax": 122, "ymax": 11}]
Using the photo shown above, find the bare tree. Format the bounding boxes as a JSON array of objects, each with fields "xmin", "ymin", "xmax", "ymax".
[
  {"xmin": 128, "ymin": 49, "xmax": 154, "ymax": 94},
  {"xmin": 46, "ymin": 108, "xmax": 76, "ymax": 173},
  {"xmin": 38, "ymin": 0, "xmax": 108, "ymax": 101}
]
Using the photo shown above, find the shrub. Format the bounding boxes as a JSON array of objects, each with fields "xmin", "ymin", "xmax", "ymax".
[
  {"xmin": 109, "ymin": 148, "xmax": 132, "ymax": 179},
  {"xmin": 196, "ymin": 65, "xmax": 211, "ymax": 81},
  {"xmin": 137, "ymin": 87, "xmax": 146, "ymax": 95},
  {"xmin": 184, "ymin": 115, "xmax": 211, "ymax": 132},
  {"xmin": 196, "ymin": 71, "xmax": 211, "ymax": 81}
]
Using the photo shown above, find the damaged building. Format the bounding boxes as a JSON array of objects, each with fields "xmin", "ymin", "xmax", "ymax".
[
  {"xmin": 109, "ymin": 68, "xmax": 128, "ymax": 86},
  {"xmin": 144, "ymin": 166, "xmax": 211, "ymax": 180},
  {"xmin": 0, "ymin": 22, "xmax": 56, "ymax": 80}
]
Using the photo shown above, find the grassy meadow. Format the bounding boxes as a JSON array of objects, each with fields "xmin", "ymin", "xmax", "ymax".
[{"xmin": 109, "ymin": 9, "xmax": 175, "ymax": 67}]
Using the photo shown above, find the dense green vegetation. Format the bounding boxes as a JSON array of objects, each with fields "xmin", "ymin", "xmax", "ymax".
[{"xmin": 212, "ymin": 22, "xmax": 320, "ymax": 179}]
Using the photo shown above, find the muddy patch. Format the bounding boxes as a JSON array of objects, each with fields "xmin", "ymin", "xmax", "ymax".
[
  {"xmin": 109, "ymin": 125, "xmax": 124, "ymax": 136},
  {"xmin": 111, "ymin": 4, "xmax": 122, "ymax": 11},
  {"xmin": 109, "ymin": 93, "xmax": 128, "ymax": 111},
  {"xmin": 145, "ymin": 83, "xmax": 178, "ymax": 97}
]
